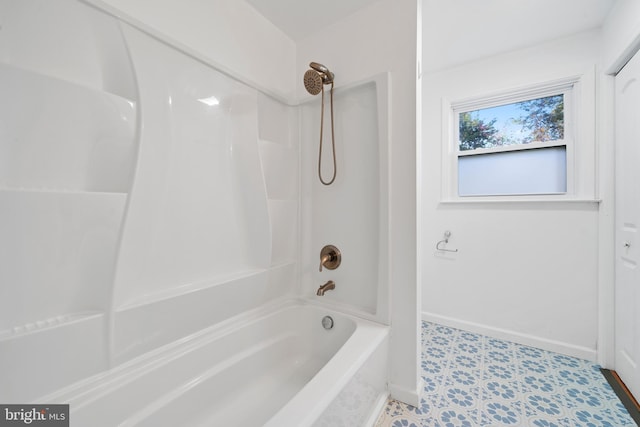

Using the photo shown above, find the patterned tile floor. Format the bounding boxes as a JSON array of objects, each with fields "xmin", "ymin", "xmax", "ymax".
[{"xmin": 376, "ymin": 322, "xmax": 636, "ymax": 427}]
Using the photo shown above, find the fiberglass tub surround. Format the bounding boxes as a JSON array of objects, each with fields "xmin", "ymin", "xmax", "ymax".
[
  {"xmin": 300, "ymin": 73, "xmax": 390, "ymax": 323},
  {"xmin": 0, "ymin": 0, "xmax": 296, "ymax": 400},
  {"xmin": 2, "ymin": 0, "xmax": 391, "ymax": 423},
  {"xmin": 0, "ymin": 0, "xmax": 137, "ymax": 402},
  {"xmin": 110, "ymin": 22, "xmax": 280, "ymax": 364}
]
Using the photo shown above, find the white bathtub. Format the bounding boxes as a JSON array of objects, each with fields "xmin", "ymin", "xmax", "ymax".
[{"xmin": 46, "ymin": 301, "xmax": 388, "ymax": 426}]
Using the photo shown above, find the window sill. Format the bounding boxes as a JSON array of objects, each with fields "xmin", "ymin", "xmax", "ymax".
[{"xmin": 439, "ymin": 198, "xmax": 601, "ymax": 205}]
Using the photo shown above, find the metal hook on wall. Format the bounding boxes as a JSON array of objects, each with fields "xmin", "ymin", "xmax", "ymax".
[{"xmin": 436, "ymin": 230, "xmax": 458, "ymax": 253}]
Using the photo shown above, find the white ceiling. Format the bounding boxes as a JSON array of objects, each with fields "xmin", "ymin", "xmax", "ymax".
[
  {"xmin": 245, "ymin": 0, "xmax": 616, "ymax": 71},
  {"xmin": 244, "ymin": 0, "xmax": 382, "ymax": 41},
  {"xmin": 423, "ymin": 0, "xmax": 617, "ymax": 71}
]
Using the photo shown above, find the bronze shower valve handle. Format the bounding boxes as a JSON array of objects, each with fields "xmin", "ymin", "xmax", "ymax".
[{"xmin": 319, "ymin": 245, "xmax": 341, "ymax": 271}]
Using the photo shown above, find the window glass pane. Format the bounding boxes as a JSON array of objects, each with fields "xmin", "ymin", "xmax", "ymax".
[
  {"xmin": 458, "ymin": 94, "xmax": 564, "ymax": 151},
  {"xmin": 458, "ymin": 146, "xmax": 566, "ymax": 196}
]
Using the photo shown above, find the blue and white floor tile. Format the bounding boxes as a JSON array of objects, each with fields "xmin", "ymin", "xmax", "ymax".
[{"xmin": 375, "ymin": 321, "xmax": 636, "ymax": 427}]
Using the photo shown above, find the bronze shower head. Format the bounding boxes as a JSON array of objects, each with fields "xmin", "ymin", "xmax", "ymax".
[{"xmin": 303, "ymin": 62, "xmax": 334, "ymax": 95}]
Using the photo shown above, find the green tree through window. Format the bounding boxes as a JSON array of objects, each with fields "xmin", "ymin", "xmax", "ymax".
[
  {"xmin": 459, "ymin": 94, "xmax": 564, "ymax": 151},
  {"xmin": 515, "ymin": 95, "xmax": 564, "ymax": 143},
  {"xmin": 458, "ymin": 112, "xmax": 500, "ymax": 150}
]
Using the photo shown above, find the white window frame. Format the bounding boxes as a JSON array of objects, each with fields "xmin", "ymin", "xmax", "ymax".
[{"xmin": 441, "ymin": 72, "xmax": 596, "ymax": 203}]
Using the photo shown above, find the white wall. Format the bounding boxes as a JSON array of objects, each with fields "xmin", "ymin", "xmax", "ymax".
[
  {"xmin": 421, "ymin": 31, "xmax": 603, "ymax": 360},
  {"xmin": 297, "ymin": 0, "xmax": 421, "ymax": 405},
  {"xmin": 86, "ymin": 0, "xmax": 297, "ymax": 101},
  {"xmin": 422, "ymin": 0, "xmax": 614, "ymax": 73}
]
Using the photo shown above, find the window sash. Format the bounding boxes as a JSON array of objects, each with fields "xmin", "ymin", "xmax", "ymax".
[
  {"xmin": 457, "ymin": 145, "xmax": 568, "ymax": 197},
  {"xmin": 454, "ymin": 88, "xmax": 572, "ymax": 156},
  {"xmin": 456, "ymin": 139, "xmax": 566, "ymax": 157}
]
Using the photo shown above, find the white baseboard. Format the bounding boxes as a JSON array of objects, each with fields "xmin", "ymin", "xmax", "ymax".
[
  {"xmin": 421, "ymin": 311, "xmax": 597, "ymax": 362},
  {"xmin": 388, "ymin": 378, "xmax": 423, "ymax": 408}
]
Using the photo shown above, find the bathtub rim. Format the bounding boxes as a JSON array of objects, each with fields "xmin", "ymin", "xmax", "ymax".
[
  {"xmin": 264, "ymin": 303, "xmax": 389, "ymax": 427},
  {"xmin": 40, "ymin": 297, "xmax": 388, "ymax": 419}
]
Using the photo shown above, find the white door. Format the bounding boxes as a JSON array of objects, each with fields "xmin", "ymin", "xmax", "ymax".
[{"xmin": 615, "ymin": 50, "xmax": 640, "ymax": 400}]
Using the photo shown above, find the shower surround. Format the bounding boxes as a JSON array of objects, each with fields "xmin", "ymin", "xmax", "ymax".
[{"xmin": 0, "ymin": 0, "xmax": 397, "ymax": 423}]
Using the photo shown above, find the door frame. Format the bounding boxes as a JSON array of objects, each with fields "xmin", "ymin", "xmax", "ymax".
[{"xmin": 600, "ymin": 40, "xmax": 640, "ymax": 369}]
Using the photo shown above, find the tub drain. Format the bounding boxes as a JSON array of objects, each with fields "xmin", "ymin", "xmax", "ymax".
[{"xmin": 321, "ymin": 316, "xmax": 334, "ymax": 330}]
